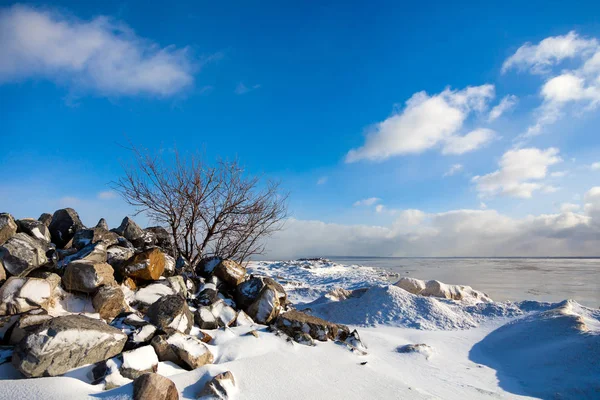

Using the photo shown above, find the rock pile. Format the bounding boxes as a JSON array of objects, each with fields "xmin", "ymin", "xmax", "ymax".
[{"xmin": 0, "ymin": 208, "xmax": 362, "ymax": 398}]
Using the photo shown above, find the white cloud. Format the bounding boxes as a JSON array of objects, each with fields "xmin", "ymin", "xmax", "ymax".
[
  {"xmin": 0, "ymin": 5, "xmax": 195, "ymax": 96},
  {"xmin": 442, "ymin": 128, "xmax": 496, "ymax": 155},
  {"xmin": 479, "ymin": 202, "xmax": 487, "ymax": 209},
  {"xmin": 316, "ymin": 176, "xmax": 328, "ymax": 185},
  {"xmin": 235, "ymin": 82, "xmax": 261, "ymax": 95},
  {"xmin": 472, "ymin": 147, "xmax": 562, "ymax": 198},
  {"xmin": 97, "ymin": 190, "xmax": 117, "ymax": 200},
  {"xmin": 264, "ymin": 192, "xmax": 600, "ymax": 258},
  {"xmin": 560, "ymin": 203, "xmax": 580, "ymax": 213},
  {"xmin": 353, "ymin": 197, "xmax": 380, "ymax": 207},
  {"xmin": 550, "ymin": 171, "xmax": 567, "ymax": 177},
  {"xmin": 375, "ymin": 204, "xmax": 385, "ymax": 213},
  {"xmin": 502, "ymin": 31, "xmax": 598, "ymax": 74},
  {"xmin": 443, "ymin": 163, "xmax": 463, "ymax": 177},
  {"xmin": 503, "ymin": 32, "xmax": 600, "ymax": 139},
  {"xmin": 345, "ymin": 85, "xmax": 495, "ymax": 162},
  {"xmin": 488, "ymin": 95, "xmax": 518, "ymax": 121},
  {"xmin": 590, "ymin": 162, "xmax": 600, "ymax": 170}
]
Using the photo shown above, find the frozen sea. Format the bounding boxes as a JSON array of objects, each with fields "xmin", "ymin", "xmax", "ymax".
[{"xmin": 328, "ymin": 257, "xmax": 600, "ymax": 307}]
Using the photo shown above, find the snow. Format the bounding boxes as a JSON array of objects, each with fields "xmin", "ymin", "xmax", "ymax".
[
  {"xmin": 0, "ymin": 258, "xmax": 597, "ymax": 400},
  {"xmin": 168, "ymin": 311, "xmax": 190, "ymax": 332},
  {"xmin": 121, "ymin": 345, "xmax": 158, "ymax": 372},
  {"xmin": 131, "ymin": 324, "xmax": 156, "ymax": 343},
  {"xmin": 134, "ymin": 282, "xmax": 175, "ymax": 305}
]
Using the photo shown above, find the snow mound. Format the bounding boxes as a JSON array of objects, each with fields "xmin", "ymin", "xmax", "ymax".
[
  {"xmin": 395, "ymin": 277, "xmax": 492, "ymax": 303},
  {"xmin": 303, "ymin": 284, "xmax": 478, "ymax": 330},
  {"xmin": 470, "ymin": 299, "xmax": 600, "ymax": 399}
]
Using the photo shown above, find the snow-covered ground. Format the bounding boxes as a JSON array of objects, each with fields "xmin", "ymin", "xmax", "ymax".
[{"xmin": 0, "ymin": 259, "xmax": 598, "ymax": 399}]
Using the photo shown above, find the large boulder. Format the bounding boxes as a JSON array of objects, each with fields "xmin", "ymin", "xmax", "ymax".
[
  {"xmin": 0, "ymin": 276, "xmax": 58, "ymax": 315},
  {"xmin": 120, "ymin": 345, "xmax": 159, "ymax": 379},
  {"xmin": 72, "ymin": 227, "xmax": 119, "ymax": 250},
  {"xmin": 17, "ymin": 218, "xmax": 52, "ymax": 243},
  {"xmin": 147, "ymin": 295, "xmax": 193, "ymax": 334},
  {"xmin": 133, "ymin": 373, "xmax": 179, "ymax": 400},
  {"xmin": 0, "ymin": 213, "xmax": 18, "ymax": 245},
  {"xmin": 214, "ymin": 259, "xmax": 246, "ymax": 287},
  {"xmin": 144, "ymin": 226, "xmax": 174, "ymax": 255},
  {"xmin": 48, "ymin": 208, "xmax": 85, "ymax": 248},
  {"xmin": 62, "ymin": 260, "xmax": 116, "ymax": 293},
  {"xmin": 8, "ymin": 310, "xmax": 53, "ymax": 345},
  {"xmin": 93, "ymin": 285, "xmax": 126, "ymax": 321},
  {"xmin": 57, "ymin": 241, "xmax": 108, "ymax": 269},
  {"xmin": 12, "ymin": 314, "xmax": 127, "ymax": 377},
  {"xmin": 0, "ymin": 233, "xmax": 49, "ymax": 277},
  {"xmin": 123, "ymin": 248, "xmax": 165, "ymax": 281},
  {"xmin": 112, "ymin": 217, "xmax": 145, "ymax": 247},
  {"xmin": 106, "ymin": 245, "xmax": 135, "ymax": 270},
  {"xmin": 237, "ymin": 277, "xmax": 287, "ymax": 324},
  {"xmin": 274, "ymin": 310, "xmax": 350, "ymax": 342},
  {"xmin": 198, "ymin": 371, "xmax": 236, "ymax": 400}
]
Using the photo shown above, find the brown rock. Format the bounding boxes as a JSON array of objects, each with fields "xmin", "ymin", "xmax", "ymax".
[
  {"xmin": 0, "ymin": 213, "xmax": 18, "ymax": 246},
  {"xmin": 62, "ymin": 260, "xmax": 116, "ymax": 293},
  {"xmin": 123, "ymin": 277, "xmax": 137, "ymax": 290},
  {"xmin": 123, "ymin": 248, "xmax": 165, "ymax": 281},
  {"xmin": 147, "ymin": 295, "xmax": 193, "ymax": 334},
  {"xmin": 198, "ymin": 371, "xmax": 236, "ymax": 399},
  {"xmin": 133, "ymin": 373, "xmax": 179, "ymax": 400},
  {"xmin": 93, "ymin": 285, "xmax": 126, "ymax": 321},
  {"xmin": 214, "ymin": 259, "xmax": 246, "ymax": 287}
]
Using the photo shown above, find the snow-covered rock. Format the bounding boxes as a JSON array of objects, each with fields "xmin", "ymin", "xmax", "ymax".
[
  {"xmin": 214, "ymin": 259, "xmax": 246, "ymax": 287},
  {"xmin": 48, "ymin": 208, "xmax": 85, "ymax": 249},
  {"xmin": 0, "ymin": 276, "xmax": 58, "ymax": 315},
  {"xmin": 12, "ymin": 314, "xmax": 127, "ymax": 377},
  {"xmin": 0, "ymin": 233, "xmax": 49, "ymax": 277},
  {"xmin": 237, "ymin": 276, "xmax": 287, "ymax": 324},
  {"xmin": 145, "ymin": 226, "xmax": 174, "ymax": 256},
  {"xmin": 93, "ymin": 285, "xmax": 126, "ymax": 321},
  {"xmin": 110, "ymin": 313, "xmax": 158, "ymax": 351},
  {"xmin": 0, "ymin": 213, "xmax": 18, "ymax": 245},
  {"xmin": 397, "ymin": 343, "xmax": 434, "ymax": 359},
  {"xmin": 16, "ymin": 218, "xmax": 52, "ymax": 243},
  {"xmin": 72, "ymin": 227, "xmax": 119, "ymax": 250},
  {"xmin": 123, "ymin": 247, "xmax": 166, "ymax": 281},
  {"xmin": 194, "ymin": 299, "xmax": 237, "ymax": 329},
  {"xmin": 275, "ymin": 309, "xmax": 350, "ymax": 342},
  {"xmin": 395, "ymin": 277, "xmax": 492, "ymax": 303},
  {"xmin": 62, "ymin": 260, "xmax": 116, "ymax": 293},
  {"xmin": 163, "ymin": 253, "xmax": 176, "ymax": 277},
  {"xmin": 57, "ymin": 241, "xmax": 108, "ymax": 269},
  {"xmin": 133, "ymin": 372, "xmax": 179, "ymax": 400},
  {"xmin": 147, "ymin": 294, "xmax": 193, "ymax": 334},
  {"xmin": 165, "ymin": 332, "xmax": 214, "ymax": 369},
  {"xmin": 120, "ymin": 345, "xmax": 159, "ymax": 379},
  {"xmin": 106, "ymin": 245, "xmax": 135, "ymax": 269},
  {"xmin": 198, "ymin": 371, "xmax": 237, "ymax": 399},
  {"xmin": 8, "ymin": 310, "xmax": 53, "ymax": 345}
]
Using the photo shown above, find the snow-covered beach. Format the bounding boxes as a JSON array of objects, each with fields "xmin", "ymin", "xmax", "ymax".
[{"xmin": 1, "ymin": 257, "xmax": 598, "ymax": 400}]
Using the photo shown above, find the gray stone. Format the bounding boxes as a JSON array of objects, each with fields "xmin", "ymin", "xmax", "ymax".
[
  {"xmin": 274, "ymin": 310, "xmax": 350, "ymax": 342},
  {"xmin": 62, "ymin": 260, "xmax": 116, "ymax": 294},
  {"xmin": 0, "ymin": 233, "xmax": 49, "ymax": 277},
  {"xmin": 133, "ymin": 373, "xmax": 179, "ymax": 400},
  {"xmin": 12, "ymin": 314, "xmax": 127, "ymax": 377},
  {"xmin": 72, "ymin": 227, "xmax": 119, "ymax": 250},
  {"xmin": 147, "ymin": 295, "xmax": 193, "ymax": 334},
  {"xmin": 164, "ymin": 332, "xmax": 213, "ymax": 370},
  {"xmin": 8, "ymin": 310, "xmax": 53, "ymax": 345},
  {"xmin": 112, "ymin": 217, "xmax": 145, "ymax": 247},
  {"xmin": 0, "ymin": 213, "xmax": 17, "ymax": 246},
  {"xmin": 106, "ymin": 245, "xmax": 135, "ymax": 270},
  {"xmin": 0, "ymin": 260, "xmax": 5, "ymax": 284},
  {"xmin": 49, "ymin": 208, "xmax": 85, "ymax": 248},
  {"xmin": 144, "ymin": 226, "xmax": 174, "ymax": 255},
  {"xmin": 194, "ymin": 300, "xmax": 237, "ymax": 329},
  {"xmin": 0, "ymin": 276, "xmax": 58, "ymax": 315},
  {"xmin": 57, "ymin": 241, "xmax": 108, "ymax": 269},
  {"xmin": 38, "ymin": 213, "xmax": 53, "ymax": 228},
  {"xmin": 163, "ymin": 254, "xmax": 176, "ymax": 277},
  {"xmin": 17, "ymin": 218, "xmax": 52, "ymax": 242},
  {"xmin": 120, "ymin": 345, "xmax": 159, "ymax": 379},
  {"xmin": 236, "ymin": 276, "xmax": 287, "ymax": 310},
  {"xmin": 95, "ymin": 218, "xmax": 109, "ymax": 230}
]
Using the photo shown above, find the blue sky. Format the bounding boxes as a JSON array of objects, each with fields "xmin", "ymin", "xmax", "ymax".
[{"xmin": 2, "ymin": 1, "xmax": 600, "ymax": 257}]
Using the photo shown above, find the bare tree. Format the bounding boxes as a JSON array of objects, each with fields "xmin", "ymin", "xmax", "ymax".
[{"xmin": 113, "ymin": 145, "xmax": 288, "ymax": 265}]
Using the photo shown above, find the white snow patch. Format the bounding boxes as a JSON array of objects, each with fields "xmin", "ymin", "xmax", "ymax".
[{"xmin": 121, "ymin": 345, "xmax": 158, "ymax": 372}]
